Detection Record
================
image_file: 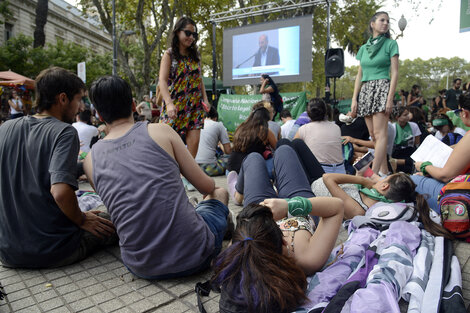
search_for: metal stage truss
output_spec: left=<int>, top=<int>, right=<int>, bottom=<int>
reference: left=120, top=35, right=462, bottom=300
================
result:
left=208, top=0, right=336, bottom=103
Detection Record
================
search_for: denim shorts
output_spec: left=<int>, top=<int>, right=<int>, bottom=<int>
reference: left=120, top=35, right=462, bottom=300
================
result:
left=129, top=199, right=229, bottom=280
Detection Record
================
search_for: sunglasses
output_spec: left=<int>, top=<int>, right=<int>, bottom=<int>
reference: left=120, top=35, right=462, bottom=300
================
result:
left=183, top=30, right=198, bottom=40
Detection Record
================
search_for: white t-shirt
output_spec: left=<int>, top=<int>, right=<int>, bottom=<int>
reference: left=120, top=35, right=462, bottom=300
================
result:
left=297, top=121, right=343, bottom=164
left=390, top=121, right=422, bottom=149
left=281, top=119, right=296, bottom=139
left=195, top=119, right=230, bottom=164
left=72, top=121, right=99, bottom=153
left=434, top=127, right=467, bottom=140
left=10, top=99, right=23, bottom=114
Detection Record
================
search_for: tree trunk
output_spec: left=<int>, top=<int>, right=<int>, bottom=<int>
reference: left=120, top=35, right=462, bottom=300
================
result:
left=33, top=0, right=48, bottom=48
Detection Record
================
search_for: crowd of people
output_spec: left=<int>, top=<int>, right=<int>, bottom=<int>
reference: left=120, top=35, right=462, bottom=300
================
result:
left=0, top=12, right=470, bottom=313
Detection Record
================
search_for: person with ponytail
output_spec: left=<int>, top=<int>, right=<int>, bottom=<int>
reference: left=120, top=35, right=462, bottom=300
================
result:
left=213, top=145, right=343, bottom=313
left=317, top=172, right=452, bottom=239
left=349, top=11, right=399, bottom=175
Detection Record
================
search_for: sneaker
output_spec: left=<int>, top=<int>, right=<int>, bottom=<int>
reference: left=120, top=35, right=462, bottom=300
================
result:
left=227, top=171, right=241, bottom=206
left=339, top=113, right=356, bottom=125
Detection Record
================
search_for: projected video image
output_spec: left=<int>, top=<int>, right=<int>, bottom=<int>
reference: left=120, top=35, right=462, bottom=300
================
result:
left=223, top=15, right=312, bottom=86
left=232, top=26, right=300, bottom=79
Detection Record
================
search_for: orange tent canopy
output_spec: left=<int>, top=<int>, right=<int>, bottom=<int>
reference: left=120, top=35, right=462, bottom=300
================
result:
left=0, top=70, right=35, bottom=90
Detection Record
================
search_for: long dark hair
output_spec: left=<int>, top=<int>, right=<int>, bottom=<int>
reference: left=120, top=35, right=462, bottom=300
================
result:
left=170, top=16, right=200, bottom=62
left=385, top=173, right=453, bottom=239
left=233, top=105, right=270, bottom=152
left=212, top=204, right=308, bottom=313
left=368, top=11, right=391, bottom=38
left=261, top=74, right=278, bottom=94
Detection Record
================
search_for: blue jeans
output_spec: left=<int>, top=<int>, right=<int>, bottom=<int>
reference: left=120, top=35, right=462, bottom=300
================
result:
left=411, top=175, right=445, bottom=214
left=321, top=163, right=346, bottom=174
left=128, top=199, right=229, bottom=280
left=236, top=145, right=319, bottom=225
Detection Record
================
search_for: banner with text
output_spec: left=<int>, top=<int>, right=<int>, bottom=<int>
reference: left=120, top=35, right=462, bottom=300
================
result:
left=218, top=92, right=307, bottom=133
left=461, top=0, right=470, bottom=33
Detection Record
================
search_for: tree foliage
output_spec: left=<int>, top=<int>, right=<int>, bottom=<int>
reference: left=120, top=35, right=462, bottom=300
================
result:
left=0, top=34, right=112, bottom=86
left=331, top=57, right=470, bottom=100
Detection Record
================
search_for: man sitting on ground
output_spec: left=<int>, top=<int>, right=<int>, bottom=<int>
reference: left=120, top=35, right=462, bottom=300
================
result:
left=72, top=109, right=99, bottom=155
left=280, top=109, right=296, bottom=139
left=195, top=106, right=231, bottom=176
left=84, top=76, right=229, bottom=279
left=0, top=67, right=116, bottom=268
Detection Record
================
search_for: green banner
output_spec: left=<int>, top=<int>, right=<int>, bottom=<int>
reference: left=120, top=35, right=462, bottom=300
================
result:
left=461, top=0, right=470, bottom=33
left=218, top=92, right=307, bottom=133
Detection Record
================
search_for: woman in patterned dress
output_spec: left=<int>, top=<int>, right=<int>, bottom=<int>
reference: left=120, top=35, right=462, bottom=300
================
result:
left=159, top=16, right=210, bottom=158
left=349, top=12, right=399, bottom=175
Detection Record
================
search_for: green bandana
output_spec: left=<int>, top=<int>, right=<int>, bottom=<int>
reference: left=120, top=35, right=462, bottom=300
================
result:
left=394, top=122, right=413, bottom=147
left=357, top=185, right=392, bottom=203
left=365, top=35, right=386, bottom=59
left=432, top=118, right=449, bottom=127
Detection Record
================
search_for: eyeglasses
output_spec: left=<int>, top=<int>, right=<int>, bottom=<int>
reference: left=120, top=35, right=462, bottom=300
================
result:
left=183, top=30, right=198, bottom=40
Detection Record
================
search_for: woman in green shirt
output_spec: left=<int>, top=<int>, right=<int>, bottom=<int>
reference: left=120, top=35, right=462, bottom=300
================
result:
left=349, top=11, right=399, bottom=175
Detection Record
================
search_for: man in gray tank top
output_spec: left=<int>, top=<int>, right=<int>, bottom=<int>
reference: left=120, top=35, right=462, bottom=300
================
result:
left=84, top=76, right=229, bottom=279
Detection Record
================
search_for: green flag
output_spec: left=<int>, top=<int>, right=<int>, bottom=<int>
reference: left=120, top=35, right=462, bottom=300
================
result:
left=460, top=0, right=470, bottom=33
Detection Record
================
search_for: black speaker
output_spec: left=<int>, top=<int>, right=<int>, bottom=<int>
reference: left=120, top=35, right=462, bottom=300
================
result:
left=325, top=48, right=344, bottom=78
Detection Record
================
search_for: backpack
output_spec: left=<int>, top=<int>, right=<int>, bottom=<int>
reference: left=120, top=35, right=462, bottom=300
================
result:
left=350, top=201, right=417, bottom=231
left=439, top=175, right=470, bottom=240
left=442, top=132, right=463, bottom=146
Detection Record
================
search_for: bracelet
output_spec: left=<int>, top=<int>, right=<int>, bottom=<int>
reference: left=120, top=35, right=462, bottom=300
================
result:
left=79, top=212, right=87, bottom=226
left=420, top=161, right=433, bottom=176
left=286, top=196, right=312, bottom=217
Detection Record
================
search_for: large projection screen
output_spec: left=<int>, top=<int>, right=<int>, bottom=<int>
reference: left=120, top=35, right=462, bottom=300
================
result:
left=223, top=15, right=313, bottom=86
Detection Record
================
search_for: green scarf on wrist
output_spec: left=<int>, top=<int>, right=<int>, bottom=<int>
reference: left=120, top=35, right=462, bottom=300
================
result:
left=365, top=35, right=386, bottom=59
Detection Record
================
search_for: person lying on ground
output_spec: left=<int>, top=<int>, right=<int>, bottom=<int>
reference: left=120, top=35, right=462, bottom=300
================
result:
left=213, top=145, right=343, bottom=313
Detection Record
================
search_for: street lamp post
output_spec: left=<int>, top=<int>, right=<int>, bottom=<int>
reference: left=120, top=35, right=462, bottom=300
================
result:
left=396, top=15, right=407, bottom=40
left=112, top=0, right=117, bottom=76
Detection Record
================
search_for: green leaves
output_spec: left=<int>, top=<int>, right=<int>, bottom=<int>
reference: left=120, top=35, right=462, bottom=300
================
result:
left=0, top=34, right=112, bottom=87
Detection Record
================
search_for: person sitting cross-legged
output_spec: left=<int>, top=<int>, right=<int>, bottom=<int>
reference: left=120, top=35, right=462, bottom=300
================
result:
left=84, top=76, right=229, bottom=279
left=0, top=67, right=117, bottom=269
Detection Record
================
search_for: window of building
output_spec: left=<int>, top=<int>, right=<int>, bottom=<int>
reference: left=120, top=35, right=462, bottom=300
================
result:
left=4, top=23, right=13, bottom=42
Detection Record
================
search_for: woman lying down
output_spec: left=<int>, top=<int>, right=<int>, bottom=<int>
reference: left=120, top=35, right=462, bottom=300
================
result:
left=213, top=145, right=451, bottom=313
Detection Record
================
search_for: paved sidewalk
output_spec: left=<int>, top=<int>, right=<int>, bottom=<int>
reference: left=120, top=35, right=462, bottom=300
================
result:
left=0, top=176, right=469, bottom=312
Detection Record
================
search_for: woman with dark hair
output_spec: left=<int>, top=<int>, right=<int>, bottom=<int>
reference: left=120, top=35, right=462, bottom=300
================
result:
left=214, top=145, right=343, bottom=313
left=259, top=74, right=283, bottom=120
left=295, top=98, right=344, bottom=173
left=407, top=84, right=422, bottom=107
left=226, top=104, right=277, bottom=174
left=349, top=11, right=399, bottom=175
left=159, top=16, right=209, bottom=158
left=431, top=112, right=466, bottom=144
left=8, top=90, right=24, bottom=119
left=315, top=172, right=452, bottom=239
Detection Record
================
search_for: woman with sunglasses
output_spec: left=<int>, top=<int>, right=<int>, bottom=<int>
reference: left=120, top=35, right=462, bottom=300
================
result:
left=413, top=93, right=470, bottom=213
left=159, top=16, right=209, bottom=158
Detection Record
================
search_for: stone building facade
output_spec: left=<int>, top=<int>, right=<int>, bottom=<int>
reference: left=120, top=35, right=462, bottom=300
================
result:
left=0, top=0, right=111, bottom=53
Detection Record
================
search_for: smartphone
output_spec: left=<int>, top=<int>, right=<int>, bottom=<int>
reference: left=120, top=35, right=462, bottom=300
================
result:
left=353, top=151, right=374, bottom=172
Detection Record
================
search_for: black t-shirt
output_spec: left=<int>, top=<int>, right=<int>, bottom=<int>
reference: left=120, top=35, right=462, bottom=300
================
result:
left=446, top=89, right=462, bottom=110
left=340, top=117, right=370, bottom=141
left=0, top=116, right=81, bottom=267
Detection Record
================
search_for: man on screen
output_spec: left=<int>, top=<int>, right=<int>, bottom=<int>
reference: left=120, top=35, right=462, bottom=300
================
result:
left=253, top=34, right=280, bottom=67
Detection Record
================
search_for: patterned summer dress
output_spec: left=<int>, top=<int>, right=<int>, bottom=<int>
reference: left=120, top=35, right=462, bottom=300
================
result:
left=160, top=51, right=205, bottom=137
